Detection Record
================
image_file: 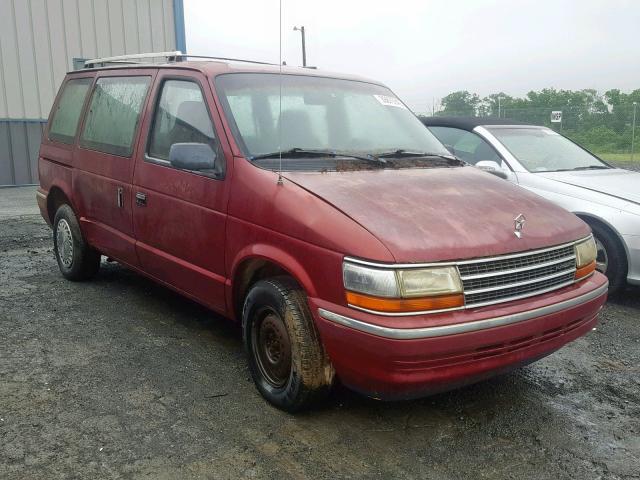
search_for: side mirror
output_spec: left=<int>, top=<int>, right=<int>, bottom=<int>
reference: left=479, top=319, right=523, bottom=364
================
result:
left=169, top=143, right=217, bottom=171
left=475, top=160, right=508, bottom=180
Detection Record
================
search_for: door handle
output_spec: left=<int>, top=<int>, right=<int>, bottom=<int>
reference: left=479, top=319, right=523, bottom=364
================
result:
left=135, top=192, right=147, bottom=206
left=116, top=187, right=124, bottom=208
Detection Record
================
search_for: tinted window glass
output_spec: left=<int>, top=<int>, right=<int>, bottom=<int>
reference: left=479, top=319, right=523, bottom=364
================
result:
left=148, top=80, right=216, bottom=161
left=48, top=78, right=92, bottom=144
left=80, top=76, right=150, bottom=156
left=428, top=126, right=501, bottom=165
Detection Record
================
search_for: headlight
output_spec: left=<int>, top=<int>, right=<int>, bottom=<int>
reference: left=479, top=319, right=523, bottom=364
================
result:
left=397, top=267, right=462, bottom=297
left=343, top=261, right=463, bottom=313
left=574, top=236, right=597, bottom=280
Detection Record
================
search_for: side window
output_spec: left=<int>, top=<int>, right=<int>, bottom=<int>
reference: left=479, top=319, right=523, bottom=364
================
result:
left=148, top=79, right=217, bottom=162
left=48, top=78, right=92, bottom=144
left=429, top=126, right=501, bottom=165
left=80, top=76, right=151, bottom=157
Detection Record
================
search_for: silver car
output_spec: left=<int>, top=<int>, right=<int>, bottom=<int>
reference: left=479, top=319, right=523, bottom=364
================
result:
left=423, top=117, right=640, bottom=294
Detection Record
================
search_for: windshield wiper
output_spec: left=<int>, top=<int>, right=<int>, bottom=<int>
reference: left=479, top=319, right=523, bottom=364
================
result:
left=374, top=149, right=464, bottom=164
left=250, top=148, right=385, bottom=164
left=571, top=165, right=610, bottom=171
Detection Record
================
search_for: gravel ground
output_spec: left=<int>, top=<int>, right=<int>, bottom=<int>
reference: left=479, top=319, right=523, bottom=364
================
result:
left=1, top=190, right=639, bottom=480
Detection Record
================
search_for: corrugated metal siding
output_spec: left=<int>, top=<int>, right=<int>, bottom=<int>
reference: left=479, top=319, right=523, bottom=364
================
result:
left=0, top=121, right=45, bottom=186
left=0, top=0, right=179, bottom=185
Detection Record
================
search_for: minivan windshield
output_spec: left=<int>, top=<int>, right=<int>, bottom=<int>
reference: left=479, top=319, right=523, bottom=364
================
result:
left=215, top=73, right=452, bottom=170
left=486, top=126, right=610, bottom=172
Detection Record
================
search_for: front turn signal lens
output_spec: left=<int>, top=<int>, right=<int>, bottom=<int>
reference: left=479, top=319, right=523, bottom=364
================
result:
left=345, top=291, right=464, bottom=313
left=575, top=260, right=596, bottom=280
left=343, top=262, right=399, bottom=298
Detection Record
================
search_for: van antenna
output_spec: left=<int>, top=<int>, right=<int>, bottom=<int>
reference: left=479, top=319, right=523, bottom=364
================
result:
left=277, top=0, right=284, bottom=185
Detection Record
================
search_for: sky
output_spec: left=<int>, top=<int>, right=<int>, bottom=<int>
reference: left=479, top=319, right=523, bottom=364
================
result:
left=184, top=0, right=640, bottom=112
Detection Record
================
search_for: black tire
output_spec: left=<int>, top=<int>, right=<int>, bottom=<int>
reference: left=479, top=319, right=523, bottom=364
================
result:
left=53, top=204, right=101, bottom=281
left=242, top=277, right=334, bottom=412
left=589, top=222, right=627, bottom=295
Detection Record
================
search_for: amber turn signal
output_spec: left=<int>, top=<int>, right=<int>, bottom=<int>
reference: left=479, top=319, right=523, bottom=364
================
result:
left=575, top=260, right=596, bottom=280
left=346, top=291, right=464, bottom=313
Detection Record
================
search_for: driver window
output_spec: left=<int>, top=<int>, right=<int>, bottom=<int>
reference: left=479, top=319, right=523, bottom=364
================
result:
left=148, top=79, right=217, bottom=162
left=428, top=126, right=501, bottom=165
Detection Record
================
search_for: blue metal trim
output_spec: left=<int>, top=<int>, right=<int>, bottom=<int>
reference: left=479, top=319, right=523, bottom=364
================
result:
left=0, top=118, right=46, bottom=124
left=173, top=0, right=186, bottom=53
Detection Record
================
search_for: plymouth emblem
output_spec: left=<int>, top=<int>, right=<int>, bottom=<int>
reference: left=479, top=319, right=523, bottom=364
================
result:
left=514, top=214, right=526, bottom=238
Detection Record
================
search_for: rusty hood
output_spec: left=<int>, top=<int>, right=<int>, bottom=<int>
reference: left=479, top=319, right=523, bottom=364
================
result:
left=283, top=166, right=590, bottom=263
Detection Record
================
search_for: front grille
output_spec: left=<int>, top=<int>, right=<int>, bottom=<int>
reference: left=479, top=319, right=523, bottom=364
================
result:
left=459, top=244, right=577, bottom=308
left=458, top=245, right=575, bottom=277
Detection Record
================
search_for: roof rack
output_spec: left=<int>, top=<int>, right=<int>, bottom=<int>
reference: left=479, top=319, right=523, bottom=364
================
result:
left=83, top=51, right=278, bottom=68
left=181, top=54, right=277, bottom=66
left=84, top=51, right=183, bottom=68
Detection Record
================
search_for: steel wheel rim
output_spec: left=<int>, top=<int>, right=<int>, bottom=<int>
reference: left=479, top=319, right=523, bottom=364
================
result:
left=252, top=309, right=292, bottom=388
left=595, top=236, right=608, bottom=273
left=56, top=219, right=74, bottom=268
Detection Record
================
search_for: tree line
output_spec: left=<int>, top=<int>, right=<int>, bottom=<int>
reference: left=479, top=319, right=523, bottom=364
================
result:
left=427, top=88, right=639, bottom=154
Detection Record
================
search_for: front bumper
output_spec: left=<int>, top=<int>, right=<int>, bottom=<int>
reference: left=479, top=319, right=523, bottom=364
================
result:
left=310, top=273, right=608, bottom=400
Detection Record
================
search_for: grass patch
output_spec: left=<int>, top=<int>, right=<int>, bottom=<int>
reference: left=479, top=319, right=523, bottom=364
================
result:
left=596, top=153, right=638, bottom=163
left=595, top=153, right=640, bottom=171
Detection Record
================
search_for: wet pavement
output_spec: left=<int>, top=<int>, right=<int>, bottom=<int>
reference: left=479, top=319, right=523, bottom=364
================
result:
left=0, top=188, right=638, bottom=479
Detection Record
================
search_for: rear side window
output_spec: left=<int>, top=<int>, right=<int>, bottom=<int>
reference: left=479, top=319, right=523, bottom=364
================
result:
left=48, top=78, right=92, bottom=144
left=148, top=79, right=216, bottom=161
left=80, top=76, right=151, bottom=157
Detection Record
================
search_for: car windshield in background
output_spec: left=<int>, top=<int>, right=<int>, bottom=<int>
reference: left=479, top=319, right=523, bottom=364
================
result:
left=215, top=73, right=452, bottom=170
left=487, top=127, right=610, bottom=172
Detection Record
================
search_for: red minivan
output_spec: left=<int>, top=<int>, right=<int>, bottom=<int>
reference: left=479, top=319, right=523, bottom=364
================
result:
left=37, top=54, right=608, bottom=411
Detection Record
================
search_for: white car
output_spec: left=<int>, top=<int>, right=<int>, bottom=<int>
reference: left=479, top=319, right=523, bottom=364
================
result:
left=423, top=117, right=640, bottom=294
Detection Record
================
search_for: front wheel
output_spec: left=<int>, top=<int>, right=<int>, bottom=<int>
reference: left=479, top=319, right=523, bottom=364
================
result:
left=590, top=222, right=627, bottom=295
left=53, top=204, right=101, bottom=281
left=242, top=277, right=334, bottom=412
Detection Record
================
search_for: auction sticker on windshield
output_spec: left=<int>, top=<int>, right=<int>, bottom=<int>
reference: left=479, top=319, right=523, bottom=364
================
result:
left=374, top=94, right=408, bottom=109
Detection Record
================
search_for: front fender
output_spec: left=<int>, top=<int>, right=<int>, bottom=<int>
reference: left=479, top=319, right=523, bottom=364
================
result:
left=229, top=243, right=318, bottom=298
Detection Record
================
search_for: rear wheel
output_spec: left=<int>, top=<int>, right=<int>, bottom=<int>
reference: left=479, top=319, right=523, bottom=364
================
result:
left=53, top=204, right=101, bottom=281
left=243, top=277, right=334, bottom=412
left=589, top=222, right=626, bottom=295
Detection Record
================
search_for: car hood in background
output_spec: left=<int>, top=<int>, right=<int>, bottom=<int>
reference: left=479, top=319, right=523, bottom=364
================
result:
left=284, top=166, right=589, bottom=263
left=536, top=168, right=640, bottom=205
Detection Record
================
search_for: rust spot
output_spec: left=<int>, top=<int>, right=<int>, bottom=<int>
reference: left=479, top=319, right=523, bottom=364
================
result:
left=334, top=158, right=458, bottom=172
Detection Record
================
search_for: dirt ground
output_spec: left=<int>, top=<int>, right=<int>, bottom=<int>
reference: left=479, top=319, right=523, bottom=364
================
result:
left=1, top=188, right=638, bottom=480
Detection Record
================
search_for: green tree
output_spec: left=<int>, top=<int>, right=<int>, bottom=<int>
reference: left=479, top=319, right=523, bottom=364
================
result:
left=439, top=91, right=480, bottom=116
left=483, top=93, right=515, bottom=117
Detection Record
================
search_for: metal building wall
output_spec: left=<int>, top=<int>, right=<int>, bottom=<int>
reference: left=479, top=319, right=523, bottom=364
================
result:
left=0, top=0, right=185, bottom=186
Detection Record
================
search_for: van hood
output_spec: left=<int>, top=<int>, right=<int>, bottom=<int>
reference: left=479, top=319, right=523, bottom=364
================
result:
left=284, top=166, right=589, bottom=263
left=536, top=168, right=640, bottom=205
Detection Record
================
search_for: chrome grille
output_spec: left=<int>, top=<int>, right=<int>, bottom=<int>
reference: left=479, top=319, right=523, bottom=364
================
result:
left=458, top=245, right=575, bottom=277
left=459, top=244, right=577, bottom=308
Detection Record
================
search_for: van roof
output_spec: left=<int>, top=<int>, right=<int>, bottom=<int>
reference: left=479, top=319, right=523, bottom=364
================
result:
left=69, top=58, right=382, bottom=86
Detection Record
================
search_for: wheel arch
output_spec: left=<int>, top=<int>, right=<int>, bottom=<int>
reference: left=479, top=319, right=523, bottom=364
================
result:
left=229, top=244, right=318, bottom=321
left=46, top=184, right=75, bottom=225
left=574, top=211, right=629, bottom=269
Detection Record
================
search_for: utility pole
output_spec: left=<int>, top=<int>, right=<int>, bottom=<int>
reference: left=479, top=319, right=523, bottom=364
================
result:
left=293, top=26, right=306, bottom=67
left=497, top=95, right=502, bottom=118
left=632, top=102, right=637, bottom=162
